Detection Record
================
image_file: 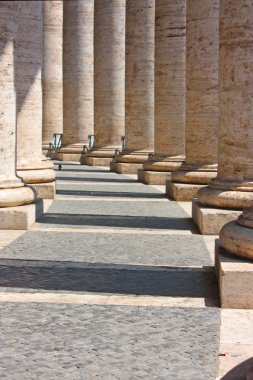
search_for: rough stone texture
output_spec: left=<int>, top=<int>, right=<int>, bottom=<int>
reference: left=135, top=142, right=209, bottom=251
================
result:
left=141, top=171, right=172, bottom=185
left=84, top=0, right=125, bottom=164
left=29, top=182, right=56, bottom=200
left=192, top=200, right=241, bottom=235
left=198, top=0, right=253, bottom=209
left=219, top=206, right=253, bottom=260
left=142, top=0, right=186, bottom=175
left=0, top=231, right=213, bottom=267
left=170, top=0, right=219, bottom=199
left=0, top=200, right=45, bottom=230
left=166, top=182, right=204, bottom=201
left=113, top=162, right=143, bottom=175
left=42, top=0, right=63, bottom=155
left=215, top=241, right=253, bottom=309
left=0, top=1, right=34, bottom=208
left=0, top=303, right=220, bottom=379
left=113, top=0, right=154, bottom=172
left=15, top=1, right=55, bottom=186
left=57, top=0, right=94, bottom=162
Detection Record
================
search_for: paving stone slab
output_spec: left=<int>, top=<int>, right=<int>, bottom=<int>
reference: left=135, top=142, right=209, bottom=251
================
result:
left=0, top=303, right=220, bottom=379
left=0, top=231, right=212, bottom=266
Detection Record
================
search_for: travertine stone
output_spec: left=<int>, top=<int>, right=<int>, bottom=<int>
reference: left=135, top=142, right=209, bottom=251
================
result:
left=220, top=207, right=253, bottom=260
left=57, top=0, right=94, bottom=162
left=0, top=201, right=45, bottom=230
left=168, top=0, right=219, bottom=198
left=16, top=1, right=55, bottom=191
left=167, top=182, right=203, bottom=201
left=141, top=171, right=172, bottom=186
left=192, top=200, right=241, bottom=235
left=0, top=1, right=34, bottom=209
left=84, top=0, right=125, bottom=166
left=215, top=240, right=253, bottom=308
left=42, top=0, right=63, bottom=156
left=113, top=0, right=155, bottom=174
left=142, top=0, right=186, bottom=183
left=29, top=182, right=56, bottom=200
left=198, top=0, right=253, bottom=209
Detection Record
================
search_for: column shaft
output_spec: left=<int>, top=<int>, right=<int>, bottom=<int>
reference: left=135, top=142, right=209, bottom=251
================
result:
left=16, top=1, right=55, bottom=199
left=113, top=0, right=155, bottom=174
left=84, top=0, right=125, bottom=166
left=167, top=0, right=219, bottom=200
left=42, top=0, right=63, bottom=156
left=198, top=0, right=253, bottom=209
left=58, top=0, right=94, bottom=162
left=140, top=0, right=186, bottom=184
left=0, top=1, right=34, bottom=207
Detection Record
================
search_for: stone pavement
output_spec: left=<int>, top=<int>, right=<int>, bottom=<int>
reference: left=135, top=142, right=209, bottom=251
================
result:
left=0, top=162, right=223, bottom=379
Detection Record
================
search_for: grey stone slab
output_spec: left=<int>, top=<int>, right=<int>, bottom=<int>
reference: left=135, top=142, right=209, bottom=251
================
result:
left=56, top=182, right=163, bottom=194
left=0, top=231, right=212, bottom=266
left=0, top=303, right=220, bottom=379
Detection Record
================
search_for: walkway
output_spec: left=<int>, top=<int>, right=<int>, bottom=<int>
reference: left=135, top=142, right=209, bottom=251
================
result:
left=0, top=163, right=221, bottom=379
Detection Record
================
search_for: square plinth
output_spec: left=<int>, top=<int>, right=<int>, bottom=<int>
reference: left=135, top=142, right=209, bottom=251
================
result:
left=166, top=181, right=204, bottom=201
left=192, top=200, right=241, bottom=235
left=28, top=181, right=56, bottom=200
left=83, top=157, right=113, bottom=166
left=0, top=199, right=48, bottom=230
left=141, top=171, right=172, bottom=185
left=113, top=163, right=143, bottom=175
left=56, top=153, right=84, bottom=162
left=215, top=240, right=253, bottom=309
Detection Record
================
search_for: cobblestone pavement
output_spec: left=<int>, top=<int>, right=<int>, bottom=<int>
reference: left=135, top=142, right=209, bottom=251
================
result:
left=0, top=163, right=220, bottom=379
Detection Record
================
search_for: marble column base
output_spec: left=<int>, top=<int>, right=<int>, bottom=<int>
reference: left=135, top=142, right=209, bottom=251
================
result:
left=17, top=160, right=56, bottom=184
left=139, top=170, right=171, bottom=185
left=166, top=181, right=205, bottom=201
left=0, top=186, right=34, bottom=208
left=28, top=181, right=56, bottom=200
left=0, top=199, right=51, bottom=230
left=111, top=151, right=152, bottom=174
left=139, top=156, right=184, bottom=184
left=215, top=240, right=253, bottom=309
left=56, top=144, right=87, bottom=162
left=83, top=147, right=119, bottom=167
left=192, top=200, right=241, bottom=235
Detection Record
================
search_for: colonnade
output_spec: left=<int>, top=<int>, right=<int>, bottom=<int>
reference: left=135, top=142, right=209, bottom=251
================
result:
left=0, top=0, right=252, bottom=306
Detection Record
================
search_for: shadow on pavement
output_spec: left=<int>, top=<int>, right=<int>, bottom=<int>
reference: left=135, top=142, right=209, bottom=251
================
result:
left=0, top=260, right=219, bottom=300
left=38, top=213, right=194, bottom=230
left=56, top=189, right=165, bottom=198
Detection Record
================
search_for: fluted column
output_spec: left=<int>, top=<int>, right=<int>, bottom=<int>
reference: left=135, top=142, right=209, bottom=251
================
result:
left=57, top=0, right=94, bottom=162
left=84, top=0, right=125, bottom=166
left=167, top=0, right=219, bottom=200
left=140, top=0, right=186, bottom=184
left=112, top=0, right=154, bottom=174
left=0, top=1, right=34, bottom=208
left=42, top=0, right=63, bottom=156
left=16, top=1, right=55, bottom=199
left=197, top=0, right=253, bottom=210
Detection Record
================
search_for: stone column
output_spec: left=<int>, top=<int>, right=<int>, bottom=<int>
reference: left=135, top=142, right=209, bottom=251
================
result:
left=167, top=0, right=219, bottom=200
left=42, top=0, right=63, bottom=157
left=111, top=0, right=154, bottom=175
left=57, top=0, right=94, bottom=162
left=16, top=1, right=55, bottom=199
left=140, top=0, right=186, bottom=185
left=193, top=0, right=253, bottom=235
left=0, top=1, right=35, bottom=229
left=84, top=0, right=125, bottom=166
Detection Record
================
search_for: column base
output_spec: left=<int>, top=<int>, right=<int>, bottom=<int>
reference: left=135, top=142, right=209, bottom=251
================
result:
left=166, top=181, right=205, bottom=201
left=140, top=170, right=172, bottom=185
left=192, top=200, right=241, bottom=235
left=215, top=240, right=253, bottom=309
left=112, top=162, right=143, bottom=174
left=83, top=156, right=113, bottom=166
left=0, top=199, right=51, bottom=230
left=28, top=181, right=56, bottom=199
